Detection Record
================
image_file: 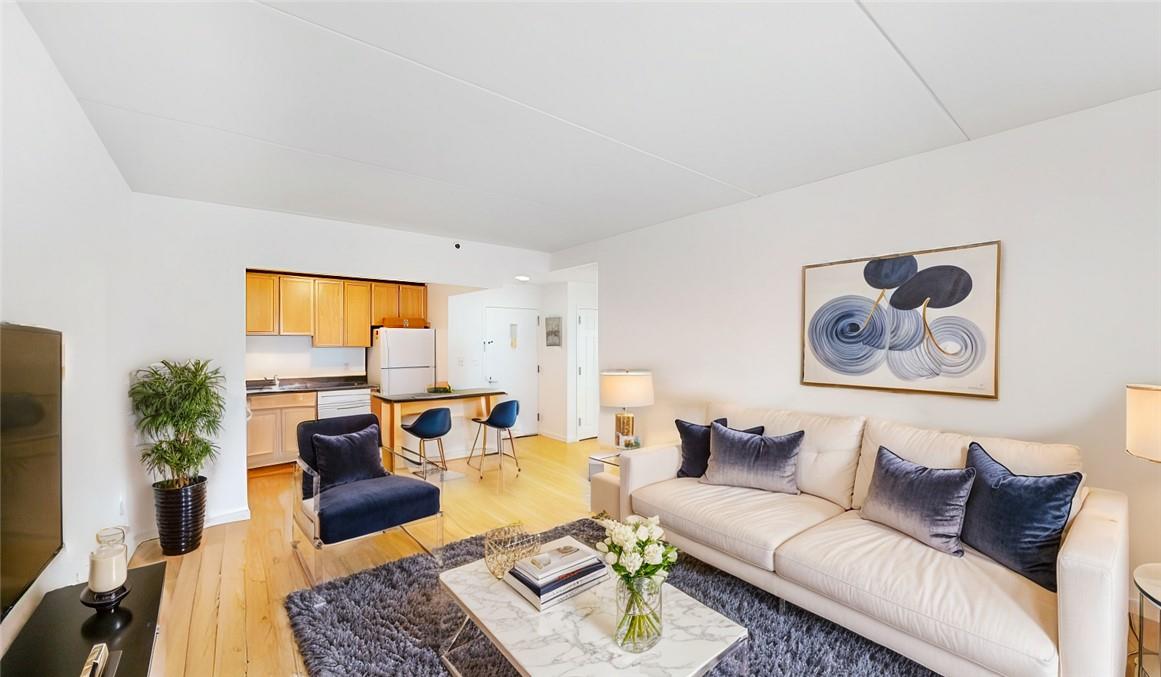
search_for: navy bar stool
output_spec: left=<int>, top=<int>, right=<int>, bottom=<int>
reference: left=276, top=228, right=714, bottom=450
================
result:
left=467, top=399, right=521, bottom=478
left=401, top=407, right=452, bottom=474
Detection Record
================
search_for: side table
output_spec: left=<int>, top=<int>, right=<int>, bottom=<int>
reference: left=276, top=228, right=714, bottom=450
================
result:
left=1136, top=563, right=1161, bottom=677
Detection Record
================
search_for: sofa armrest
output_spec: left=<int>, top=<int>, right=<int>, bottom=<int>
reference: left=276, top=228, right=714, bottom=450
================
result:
left=619, top=444, right=681, bottom=519
left=1057, top=488, right=1129, bottom=677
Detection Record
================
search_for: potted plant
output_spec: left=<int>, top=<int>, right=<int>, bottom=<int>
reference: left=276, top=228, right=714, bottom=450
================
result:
left=129, top=359, right=225, bottom=556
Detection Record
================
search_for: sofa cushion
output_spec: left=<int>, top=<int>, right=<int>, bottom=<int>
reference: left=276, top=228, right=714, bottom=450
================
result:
left=312, top=424, right=387, bottom=492
left=631, top=477, right=842, bottom=571
left=701, top=423, right=802, bottom=494
left=860, top=447, right=976, bottom=556
left=776, top=511, right=1059, bottom=677
left=962, top=442, right=1083, bottom=591
left=675, top=418, right=763, bottom=478
left=853, top=418, right=1084, bottom=511
left=708, top=404, right=866, bottom=508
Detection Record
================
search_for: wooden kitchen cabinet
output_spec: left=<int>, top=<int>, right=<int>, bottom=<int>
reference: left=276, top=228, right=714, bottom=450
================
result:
left=245, top=272, right=279, bottom=335
left=279, top=275, right=315, bottom=335
left=399, top=284, right=426, bottom=323
left=247, top=392, right=317, bottom=468
left=343, top=280, right=372, bottom=347
left=245, top=407, right=280, bottom=467
left=371, top=282, right=400, bottom=326
left=313, top=278, right=344, bottom=347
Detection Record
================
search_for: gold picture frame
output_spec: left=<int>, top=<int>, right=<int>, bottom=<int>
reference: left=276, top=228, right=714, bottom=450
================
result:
left=800, top=240, right=1001, bottom=399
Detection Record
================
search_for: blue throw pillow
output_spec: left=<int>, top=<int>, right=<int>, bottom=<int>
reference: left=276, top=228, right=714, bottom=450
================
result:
left=312, top=424, right=387, bottom=491
left=675, top=418, right=764, bottom=478
left=860, top=447, right=976, bottom=557
left=961, top=442, right=1082, bottom=591
left=700, top=422, right=803, bottom=494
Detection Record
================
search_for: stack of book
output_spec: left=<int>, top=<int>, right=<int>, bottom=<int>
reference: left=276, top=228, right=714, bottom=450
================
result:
left=504, top=537, right=608, bottom=611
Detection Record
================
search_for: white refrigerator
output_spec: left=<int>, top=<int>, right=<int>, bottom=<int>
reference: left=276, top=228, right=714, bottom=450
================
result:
left=367, top=328, right=436, bottom=396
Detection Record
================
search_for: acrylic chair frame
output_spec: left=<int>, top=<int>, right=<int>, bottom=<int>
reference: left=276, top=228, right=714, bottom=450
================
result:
left=290, top=450, right=445, bottom=586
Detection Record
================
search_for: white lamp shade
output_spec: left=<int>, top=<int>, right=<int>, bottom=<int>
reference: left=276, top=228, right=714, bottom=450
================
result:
left=1127, top=384, right=1161, bottom=462
left=600, top=370, right=654, bottom=408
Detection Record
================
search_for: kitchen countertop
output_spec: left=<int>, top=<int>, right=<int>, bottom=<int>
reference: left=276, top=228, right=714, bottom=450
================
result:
left=245, top=376, right=371, bottom=395
left=373, top=388, right=505, bottom=403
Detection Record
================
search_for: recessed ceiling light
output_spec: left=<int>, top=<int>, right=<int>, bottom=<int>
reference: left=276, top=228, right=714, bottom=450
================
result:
left=514, top=275, right=531, bottom=282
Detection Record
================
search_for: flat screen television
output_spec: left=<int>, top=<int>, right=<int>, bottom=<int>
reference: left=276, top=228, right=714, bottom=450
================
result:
left=0, top=324, right=64, bottom=618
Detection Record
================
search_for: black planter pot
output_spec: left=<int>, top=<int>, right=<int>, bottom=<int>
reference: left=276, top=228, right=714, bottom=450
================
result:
left=153, top=476, right=208, bottom=556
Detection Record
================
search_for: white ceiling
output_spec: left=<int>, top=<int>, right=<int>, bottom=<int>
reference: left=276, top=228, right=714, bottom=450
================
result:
left=20, top=1, right=1161, bottom=252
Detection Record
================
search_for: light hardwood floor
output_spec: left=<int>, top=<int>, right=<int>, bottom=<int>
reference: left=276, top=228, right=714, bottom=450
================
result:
left=130, top=435, right=601, bottom=677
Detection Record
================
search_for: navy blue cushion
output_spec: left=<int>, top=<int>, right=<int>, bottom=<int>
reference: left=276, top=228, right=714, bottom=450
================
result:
left=313, top=424, right=387, bottom=492
left=701, top=422, right=803, bottom=494
left=961, top=442, right=1082, bottom=591
left=675, top=418, right=764, bottom=478
left=298, top=414, right=381, bottom=499
left=317, top=474, right=440, bottom=545
left=860, top=447, right=976, bottom=557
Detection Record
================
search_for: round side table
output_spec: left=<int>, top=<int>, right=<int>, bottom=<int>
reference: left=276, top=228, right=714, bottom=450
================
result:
left=1135, top=563, right=1161, bottom=677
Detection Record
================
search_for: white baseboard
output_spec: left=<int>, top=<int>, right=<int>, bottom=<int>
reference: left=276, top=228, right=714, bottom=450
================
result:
left=538, top=430, right=567, bottom=442
left=134, top=507, right=251, bottom=545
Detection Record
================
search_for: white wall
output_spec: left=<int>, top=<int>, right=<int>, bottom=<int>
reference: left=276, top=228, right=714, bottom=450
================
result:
left=244, top=336, right=365, bottom=380
left=0, top=6, right=135, bottom=648
left=538, top=283, right=570, bottom=440
left=554, top=92, right=1161, bottom=573
left=445, top=285, right=542, bottom=389
left=2, top=5, right=550, bottom=647
left=427, top=283, right=481, bottom=384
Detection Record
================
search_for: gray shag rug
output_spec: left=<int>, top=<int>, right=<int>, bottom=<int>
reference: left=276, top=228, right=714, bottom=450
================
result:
left=285, top=519, right=937, bottom=676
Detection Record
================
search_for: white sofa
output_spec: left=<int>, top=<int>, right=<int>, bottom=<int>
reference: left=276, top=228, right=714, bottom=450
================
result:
left=618, top=404, right=1129, bottom=677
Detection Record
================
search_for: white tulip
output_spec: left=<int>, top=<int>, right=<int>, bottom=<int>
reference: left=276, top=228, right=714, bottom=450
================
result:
left=595, top=541, right=608, bottom=553
left=605, top=552, right=618, bottom=565
left=625, top=515, right=643, bottom=525
left=643, top=543, right=664, bottom=565
left=619, top=551, right=644, bottom=575
left=636, top=525, right=651, bottom=542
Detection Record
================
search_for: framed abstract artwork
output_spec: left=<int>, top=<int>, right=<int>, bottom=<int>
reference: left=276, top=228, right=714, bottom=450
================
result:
left=801, top=241, right=1000, bottom=398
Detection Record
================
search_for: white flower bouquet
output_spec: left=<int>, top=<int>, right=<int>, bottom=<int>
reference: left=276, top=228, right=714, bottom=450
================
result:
left=597, top=515, right=678, bottom=651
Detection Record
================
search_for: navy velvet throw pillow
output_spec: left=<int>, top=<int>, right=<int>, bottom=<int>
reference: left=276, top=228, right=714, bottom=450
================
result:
left=860, top=447, right=976, bottom=557
left=961, top=442, right=1082, bottom=591
left=700, top=422, right=803, bottom=494
left=675, top=418, right=763, bottom=478
left=313, top=424, right=387, bottom=491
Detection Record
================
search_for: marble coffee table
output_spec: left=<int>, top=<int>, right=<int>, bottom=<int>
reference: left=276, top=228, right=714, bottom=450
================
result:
left=438, top=538, right=748, bottom=677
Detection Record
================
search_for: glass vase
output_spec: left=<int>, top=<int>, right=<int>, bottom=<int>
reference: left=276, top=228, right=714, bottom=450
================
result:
left=615, top=576, right=663, bottom=652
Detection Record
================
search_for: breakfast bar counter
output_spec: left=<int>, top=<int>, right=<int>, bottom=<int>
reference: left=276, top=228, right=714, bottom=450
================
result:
left=374, top=389, right=506, bottom=471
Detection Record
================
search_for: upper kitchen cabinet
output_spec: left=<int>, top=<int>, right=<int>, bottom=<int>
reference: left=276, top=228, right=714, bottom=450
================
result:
left=399, top=284, right=427, bottom=325
left=279, top=275, right=315, bottom=335
left=343, top=281, right=372, bottom=347
left=313, top=278, right=345, bottom=347
left=245, top=272, right=279, bottom=335
left=372, top=282, right=400, bottom=325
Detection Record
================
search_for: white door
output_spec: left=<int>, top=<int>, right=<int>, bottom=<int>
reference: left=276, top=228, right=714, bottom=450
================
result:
left=484, top=307, right=539, bottom=437
left=576, top=308, right=599, bottom=439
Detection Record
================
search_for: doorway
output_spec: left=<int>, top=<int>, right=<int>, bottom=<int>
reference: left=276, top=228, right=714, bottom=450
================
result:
left=576, top=308, right=599, bottom=439
left=483, top=307, right=539, bottom=437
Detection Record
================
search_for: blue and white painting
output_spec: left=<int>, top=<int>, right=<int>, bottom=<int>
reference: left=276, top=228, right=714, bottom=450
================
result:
left=802, top=241, right=999, bottom=398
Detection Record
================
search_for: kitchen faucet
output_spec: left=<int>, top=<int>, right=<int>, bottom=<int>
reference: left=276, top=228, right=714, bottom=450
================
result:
left=269, top=374, right=280, bottom=387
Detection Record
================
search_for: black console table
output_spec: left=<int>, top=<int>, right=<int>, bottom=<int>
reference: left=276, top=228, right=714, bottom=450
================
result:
left=2, top=563, right=165, bottom=677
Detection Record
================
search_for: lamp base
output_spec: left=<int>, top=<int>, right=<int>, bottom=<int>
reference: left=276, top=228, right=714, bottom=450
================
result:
left=614, top=411, right=640, bottom=449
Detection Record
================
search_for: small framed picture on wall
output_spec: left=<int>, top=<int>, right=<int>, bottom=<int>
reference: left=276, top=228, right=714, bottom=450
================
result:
left=545, top=316, right=562, bottom=347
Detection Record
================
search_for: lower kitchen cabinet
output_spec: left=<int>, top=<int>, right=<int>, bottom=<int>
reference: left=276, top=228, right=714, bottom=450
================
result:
left=246, top=391, right=317, bottom=468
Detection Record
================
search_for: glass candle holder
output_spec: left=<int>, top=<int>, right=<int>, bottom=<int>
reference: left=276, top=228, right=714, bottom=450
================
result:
left=89, top=527, right=128, bottom=594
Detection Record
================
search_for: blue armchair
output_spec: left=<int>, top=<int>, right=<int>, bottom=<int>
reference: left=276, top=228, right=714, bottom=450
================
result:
left=291, top=414, right=443, bottom=584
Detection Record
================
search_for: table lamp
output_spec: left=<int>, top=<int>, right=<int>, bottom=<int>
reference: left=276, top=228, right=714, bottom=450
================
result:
left=600, top=370, right=654, bottom=449
left=1126, top=384, right=1161, bottom=677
